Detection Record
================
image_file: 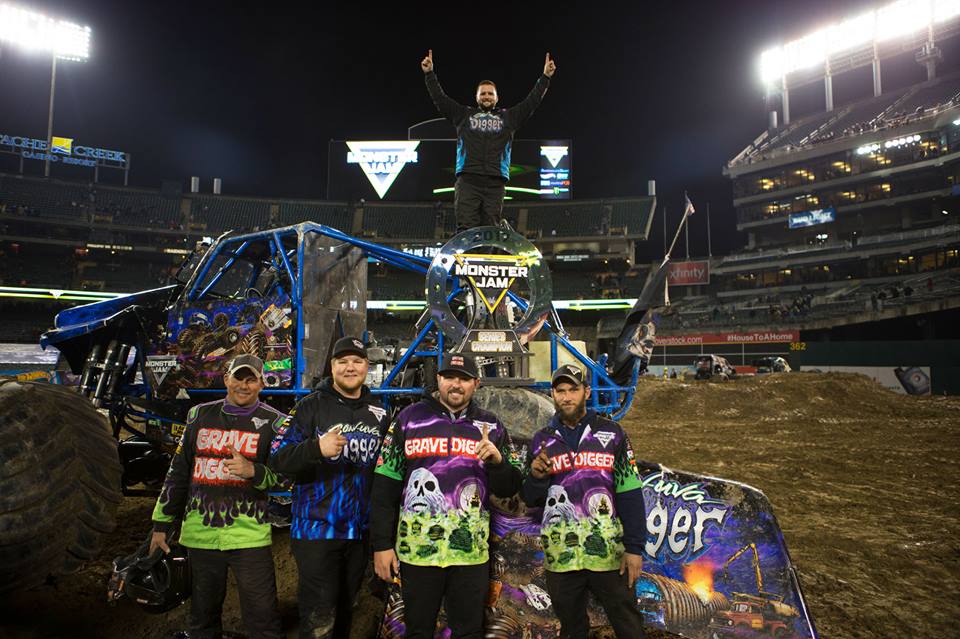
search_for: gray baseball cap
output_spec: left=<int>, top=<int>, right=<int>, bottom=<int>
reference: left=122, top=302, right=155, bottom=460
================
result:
left=226, top=353, right=264, bottom=379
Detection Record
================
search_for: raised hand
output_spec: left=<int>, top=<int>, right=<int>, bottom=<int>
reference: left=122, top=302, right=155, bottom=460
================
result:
left=319, top=425, right=348, bottom=458
left=421, top=49, right=434, bottom=73
left=476, top=423, right=503, bottom=465
left=530, top=447, right=552, bottom=479
left=543, top=52, right=556, bottom=77
left=224, top=445, right=255, bottom=479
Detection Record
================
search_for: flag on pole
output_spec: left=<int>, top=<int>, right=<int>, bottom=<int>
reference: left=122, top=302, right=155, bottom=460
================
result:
left=684, top=192, right=696, bottom=217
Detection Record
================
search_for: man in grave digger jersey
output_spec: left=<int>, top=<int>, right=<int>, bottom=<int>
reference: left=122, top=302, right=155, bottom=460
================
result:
left=522, top=364, right=647, bottom=639
left=371, top=353, right=523, bottom=639
left=150, top=354, right=286, bottom=639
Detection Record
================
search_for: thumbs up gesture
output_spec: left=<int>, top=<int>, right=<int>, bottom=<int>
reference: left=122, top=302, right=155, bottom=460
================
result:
left=319, top=425, right=348, bottom=458
left=421, top=49, right=434, bottom=73
left=224, top=445, right=255, bottom=479
left=543, top=52, right=556, bottom=77
left=476, top=423, right=502, bottom=465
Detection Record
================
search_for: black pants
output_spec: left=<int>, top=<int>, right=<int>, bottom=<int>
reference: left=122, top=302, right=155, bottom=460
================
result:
left=454, top=176, right=505, bottom=231
left=187, top=546, right=282, bottom=639
left=400, top=561, right=488, bottom=639
left=544, top=569, right=646, bottom=639
left=291, top=537, right=367, bottom=639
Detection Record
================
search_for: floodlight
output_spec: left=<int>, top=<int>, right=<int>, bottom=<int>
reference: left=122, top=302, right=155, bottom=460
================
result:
left=934, top=0, right=960, bottom=22
left=826, top=13, right=876, bottom=54
left=876, top=0, right=929, bottom=42
left=0, top=2, right=91, bottom=60
left=758, top=0, right=960, bottom=83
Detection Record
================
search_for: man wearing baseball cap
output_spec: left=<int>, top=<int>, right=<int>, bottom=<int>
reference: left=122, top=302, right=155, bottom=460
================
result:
left=269, top=336, right=388, bottom=639
left=522, top=364, right=647, bottom=638
left=150, top=353, right=286, bottom=639
left=370, top=352, right=522, bottom=638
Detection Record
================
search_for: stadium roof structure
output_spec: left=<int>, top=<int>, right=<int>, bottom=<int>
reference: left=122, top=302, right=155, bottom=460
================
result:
left=727, top=71, right=960, bottom=174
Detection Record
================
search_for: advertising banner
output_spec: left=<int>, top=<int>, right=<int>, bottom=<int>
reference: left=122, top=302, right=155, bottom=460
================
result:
left=668, top=260, right=710, bottom=286
left=657, top=331, right=800, bottom=346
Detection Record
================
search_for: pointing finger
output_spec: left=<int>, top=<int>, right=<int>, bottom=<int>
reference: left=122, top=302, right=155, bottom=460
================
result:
left=545, top=52, right=550, bottom=62
left=428, top=49, right=433, bottom=59
left=481, top=424, right=489, bottom=440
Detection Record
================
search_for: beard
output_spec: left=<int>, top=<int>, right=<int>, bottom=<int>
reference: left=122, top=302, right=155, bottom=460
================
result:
left=440, top=386, right=471, bottom=411
left=555, top=395, right=587, bottom=422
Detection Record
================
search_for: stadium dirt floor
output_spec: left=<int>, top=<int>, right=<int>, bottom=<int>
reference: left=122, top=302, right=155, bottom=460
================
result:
left=1, top=372, right=957, bottom=639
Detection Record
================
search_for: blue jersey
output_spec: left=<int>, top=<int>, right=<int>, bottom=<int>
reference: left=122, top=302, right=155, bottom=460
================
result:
left=269, top=379, right=388, bottom=540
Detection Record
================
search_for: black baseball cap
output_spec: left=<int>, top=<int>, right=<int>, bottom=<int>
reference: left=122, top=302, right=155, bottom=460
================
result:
left=551, top=364, right=586, bottom=387
left=438, top=353, right=480, bottom=379
left=226, top=353, right=264, bottom=380
left=332, top=336, right=368, bottom=359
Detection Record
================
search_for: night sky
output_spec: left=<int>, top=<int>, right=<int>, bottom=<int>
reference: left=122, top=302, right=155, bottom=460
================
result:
left=2, top=0, right=938, bottom=260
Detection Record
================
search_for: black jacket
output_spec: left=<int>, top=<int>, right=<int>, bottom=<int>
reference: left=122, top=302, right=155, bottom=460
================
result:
left=424, top=70, right=550, bottom=180
left=268, top=379, right=388, bottom=540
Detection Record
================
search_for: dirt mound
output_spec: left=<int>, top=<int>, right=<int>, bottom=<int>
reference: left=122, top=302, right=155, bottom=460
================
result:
left=623, top=373, right=960, bottom=639
left=632, top=372, right=953, bottom=424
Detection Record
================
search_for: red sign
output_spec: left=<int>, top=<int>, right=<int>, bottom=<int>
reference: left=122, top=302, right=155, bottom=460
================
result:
left=668, top=260, right=710, bottom=285
left=656, top=331, right=799, bottom=346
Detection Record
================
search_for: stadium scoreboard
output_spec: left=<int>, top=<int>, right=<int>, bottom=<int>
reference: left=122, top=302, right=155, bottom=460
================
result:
left=328, top=139, right=571, bottom=201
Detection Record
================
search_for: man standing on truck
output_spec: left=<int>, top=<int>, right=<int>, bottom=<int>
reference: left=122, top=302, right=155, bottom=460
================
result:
left=371, top=353, right=523, bottom=638
left=150, top=354, right=286, bottom=639
left=269, top=336, right=388, bottom=639
left=421, top=49, right=556, bottom=230
left=522, top=364, right=647, bottom=639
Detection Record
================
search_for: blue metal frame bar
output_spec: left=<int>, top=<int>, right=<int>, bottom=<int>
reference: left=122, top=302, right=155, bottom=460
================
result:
left=295, top=230, right=306, bottom=388
left=195, top=241, right=251, bottom=300
left=272, top=232, right=298, bottom=304
left=378, top=319, right=435, bottom=391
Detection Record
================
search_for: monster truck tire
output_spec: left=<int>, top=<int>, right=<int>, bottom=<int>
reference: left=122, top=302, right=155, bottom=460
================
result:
left=472, top=387, right=555, bottom=441
left=0, top=379, right=122, bottom=593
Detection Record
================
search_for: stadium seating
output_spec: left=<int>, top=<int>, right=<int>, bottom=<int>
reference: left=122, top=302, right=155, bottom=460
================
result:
left=361, top=203, right=437, bottom=239
left=608, top=198, right=653, bottom=235
left=189, top=195, right=270, bottom=232
left=740, top=73, right=960, bottom=161
left=891, top=78, right=960, bottom=116
left=95, top=186, right=181, bottom=228
left=0, top=175, right=91, bottom=221
left=525, top=201, right=603, bottom=237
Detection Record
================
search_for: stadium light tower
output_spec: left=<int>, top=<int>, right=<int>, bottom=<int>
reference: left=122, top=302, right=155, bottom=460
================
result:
left=758, top=0, right=960, bottom=124
left=0, top=2, right=91, bottom=177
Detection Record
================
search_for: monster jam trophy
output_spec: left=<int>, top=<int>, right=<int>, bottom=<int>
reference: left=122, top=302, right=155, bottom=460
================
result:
left=426, top=225, right=555, bottom=384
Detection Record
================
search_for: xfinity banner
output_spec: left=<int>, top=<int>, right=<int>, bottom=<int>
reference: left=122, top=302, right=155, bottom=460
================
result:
left=0, top=133, right=128, bottom=169
left=789, top=207, right=835, bottom=229
left=667, top=260, right=710, bottom=285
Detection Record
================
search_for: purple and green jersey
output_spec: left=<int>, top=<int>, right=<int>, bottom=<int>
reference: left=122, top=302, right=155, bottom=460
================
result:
left=373, top=397, right=520, bottom=567
left=523, top=410, right=644, bottom=573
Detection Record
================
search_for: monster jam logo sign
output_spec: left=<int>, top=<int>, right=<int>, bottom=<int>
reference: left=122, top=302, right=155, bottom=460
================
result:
left=453, top=254, right=533, bottom=314
left=427, top=226, right=554, bottom=348
left=346, top=141, right=420, bottom=199
left=146, top=355, right=179, bottom=385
